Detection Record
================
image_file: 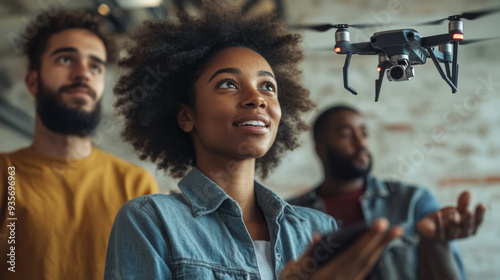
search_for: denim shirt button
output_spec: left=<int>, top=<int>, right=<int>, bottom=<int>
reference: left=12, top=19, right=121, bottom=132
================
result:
left=276, top=253, right=282, bottom=260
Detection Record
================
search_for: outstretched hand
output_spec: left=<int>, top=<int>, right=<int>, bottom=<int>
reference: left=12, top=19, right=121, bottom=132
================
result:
left=417, top=191, right=486, bottom=241
left=280, top=218, right=404, bottom=280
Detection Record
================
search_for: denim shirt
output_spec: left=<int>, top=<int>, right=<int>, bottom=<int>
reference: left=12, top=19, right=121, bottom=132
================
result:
left=104, top=168, right=337, bottom=280
left=287, top=176, right=466, bottom=280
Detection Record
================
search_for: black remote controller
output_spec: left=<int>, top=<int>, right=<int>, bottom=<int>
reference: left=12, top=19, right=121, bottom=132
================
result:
left=312, top=222, right=370, bottom=267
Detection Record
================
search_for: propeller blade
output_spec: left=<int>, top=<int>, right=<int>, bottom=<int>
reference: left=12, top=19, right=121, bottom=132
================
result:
left=347, top=23, right=379, bottom=29
left=460, top=37, right=500, bottom=45
left=288, top=24, right=338, bottom=32
left=415, top=7, right=500, bottom=26
left=459, top=7, right=500, bottom=20
left=417, top=18, right=448, bottom=26
left=289, top=22, right=388, bottom=32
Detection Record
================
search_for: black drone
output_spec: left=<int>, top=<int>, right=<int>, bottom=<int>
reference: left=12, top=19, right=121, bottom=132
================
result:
left=292, top=8, right=500, bottom=101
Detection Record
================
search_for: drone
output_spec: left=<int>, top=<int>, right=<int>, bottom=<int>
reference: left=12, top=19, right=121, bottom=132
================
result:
left=292, top=8, right=500, bottom=102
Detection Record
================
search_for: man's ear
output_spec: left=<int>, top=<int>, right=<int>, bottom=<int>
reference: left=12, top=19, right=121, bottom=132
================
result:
left=177, top=104, right=195, bottom=133
left=25, top=70, right=38, bottom=96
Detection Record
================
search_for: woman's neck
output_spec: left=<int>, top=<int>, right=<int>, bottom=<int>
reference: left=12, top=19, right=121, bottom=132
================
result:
left=196, top=157, right=270, bottom=240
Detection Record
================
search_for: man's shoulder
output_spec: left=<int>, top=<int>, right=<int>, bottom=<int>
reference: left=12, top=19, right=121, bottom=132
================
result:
left=93, top=148, right=150, bottom=174
left=93, top=148, right=158, bottom=192
left=0, top=147, right=30, bottom=166
left=371, top=176, right=427, bottom=193
left=0, top=147, right=30, bottom=157
left=369, top=176, right=436, bottom=207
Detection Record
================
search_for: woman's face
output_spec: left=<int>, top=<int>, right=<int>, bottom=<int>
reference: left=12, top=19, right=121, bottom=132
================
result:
left=180, top=47, right=281, bottom=164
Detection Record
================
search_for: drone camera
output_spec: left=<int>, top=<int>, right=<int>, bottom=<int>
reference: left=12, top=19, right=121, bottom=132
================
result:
left=387, top=65, right=415, bottom=81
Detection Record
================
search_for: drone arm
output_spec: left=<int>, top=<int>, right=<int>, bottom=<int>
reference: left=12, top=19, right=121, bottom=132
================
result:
left=343, top=52, right=358, bottom=95
left=349, top=42, right=380, bottom=55
left=421, top=34, right=453, bottom=47
left=426, top=47, right=458, bottom=92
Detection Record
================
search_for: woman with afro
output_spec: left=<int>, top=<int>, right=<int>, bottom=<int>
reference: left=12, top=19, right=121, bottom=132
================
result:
left=104, top=2, right=402, bottom=279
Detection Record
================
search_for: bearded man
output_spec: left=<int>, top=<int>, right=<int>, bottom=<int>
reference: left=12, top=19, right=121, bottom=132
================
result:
left=0, top=10, right=158, bottom=280
left=288, top=105, right=485, bottom=280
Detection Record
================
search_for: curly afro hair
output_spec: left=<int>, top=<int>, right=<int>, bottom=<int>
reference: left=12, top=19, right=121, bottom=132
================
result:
left=114, top=2, right=314, bottom=179
left=23, top=10, right=118, bottom=71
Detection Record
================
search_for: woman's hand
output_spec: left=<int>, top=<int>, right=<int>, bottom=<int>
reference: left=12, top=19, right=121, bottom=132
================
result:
left=280, top=218, right=404, bottom=280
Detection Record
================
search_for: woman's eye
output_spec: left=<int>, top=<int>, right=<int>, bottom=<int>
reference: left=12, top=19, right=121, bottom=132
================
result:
left=260, top=82, right=276, bottom=92
left=218, top=80, right=237, bottom=89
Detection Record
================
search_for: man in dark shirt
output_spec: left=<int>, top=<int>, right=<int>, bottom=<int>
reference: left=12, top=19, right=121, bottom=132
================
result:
left=288, top=105, right=485, bottom=280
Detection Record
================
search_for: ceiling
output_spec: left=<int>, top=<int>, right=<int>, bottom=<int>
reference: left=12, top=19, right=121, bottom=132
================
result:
left=0, top=0, right=284, bottom=57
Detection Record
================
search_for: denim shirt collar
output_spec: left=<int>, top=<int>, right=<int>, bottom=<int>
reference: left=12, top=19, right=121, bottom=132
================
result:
left=178, top=167, right=295, bottom=220
left=363, top=175, right=391, bottom=198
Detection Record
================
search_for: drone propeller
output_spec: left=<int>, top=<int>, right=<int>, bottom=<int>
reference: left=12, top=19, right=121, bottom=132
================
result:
left=460, top=37, right=500, bottom=45
left=417, top=7, right=500, bottom=25
left=459, top=7, right=500, bottom=20
left=289, top=23, right=380, bottom=32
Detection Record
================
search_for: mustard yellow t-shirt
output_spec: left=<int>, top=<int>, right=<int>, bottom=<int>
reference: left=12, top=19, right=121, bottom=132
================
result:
left=0, top=147, right=158, bottom=280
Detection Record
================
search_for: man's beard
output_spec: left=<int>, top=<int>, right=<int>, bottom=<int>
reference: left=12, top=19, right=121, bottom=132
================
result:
left=326, top=149, right=373, bottom=180
left=36, top=81, right=101, bottom=137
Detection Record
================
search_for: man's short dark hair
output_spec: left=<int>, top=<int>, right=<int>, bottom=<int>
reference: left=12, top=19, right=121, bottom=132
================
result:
left=23, top=10, right=118, bottom=70
left=313, top=105, right=360, bottom=142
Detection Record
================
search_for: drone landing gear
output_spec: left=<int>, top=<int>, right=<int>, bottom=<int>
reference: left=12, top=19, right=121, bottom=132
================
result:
left=342, top=52, right=358, bottom=96
left=375, top=60, right=392, bottom=102
left=452, top=41, right=459, bottom=90
left=375, top=67, right=386, bottom=102
left=375, top=71, right=384, bottom=102
left=343, top=52, right=391, bottom=102
left=426, top=42, right=459, bottom=93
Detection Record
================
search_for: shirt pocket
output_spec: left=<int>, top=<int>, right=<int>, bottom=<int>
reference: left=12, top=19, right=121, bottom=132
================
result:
left=172, top=259, right=260, bottom=280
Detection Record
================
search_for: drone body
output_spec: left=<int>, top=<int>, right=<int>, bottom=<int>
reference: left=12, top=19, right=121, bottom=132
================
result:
left=292, top=8, right=500, bottom=101
left=333, top=22, right=463, bottom=102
